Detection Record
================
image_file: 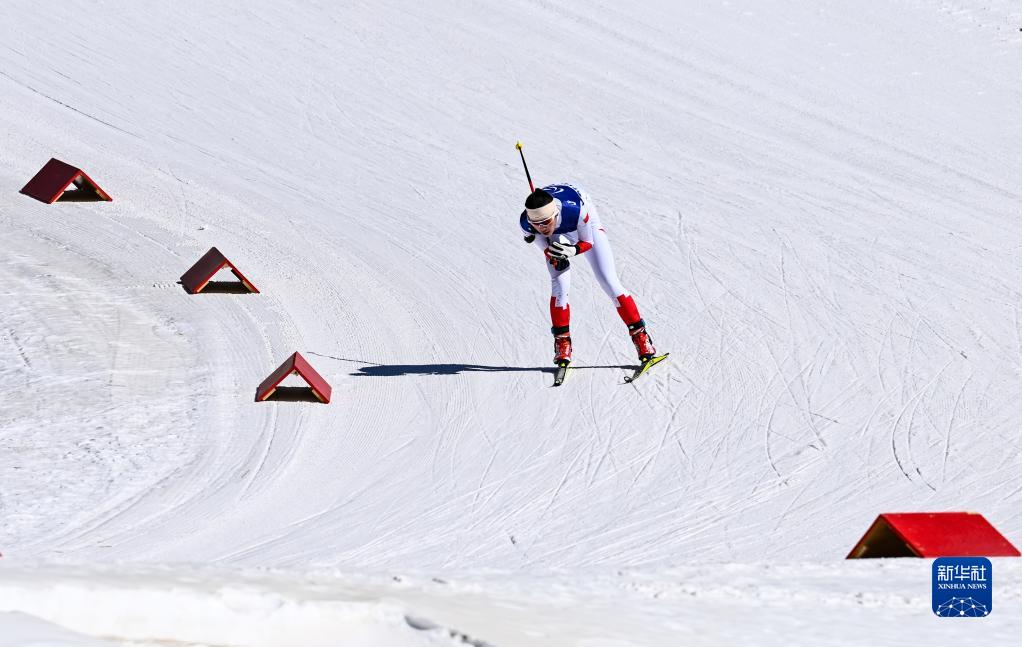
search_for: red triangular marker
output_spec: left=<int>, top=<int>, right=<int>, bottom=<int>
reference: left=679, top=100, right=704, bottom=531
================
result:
left=180, top=247, right=259, bottom=294
left=256, top=352, right=332, bottom=403
left=21, top=158, right=112, bottom=204
left=847, top=512, right=1020, bottom=558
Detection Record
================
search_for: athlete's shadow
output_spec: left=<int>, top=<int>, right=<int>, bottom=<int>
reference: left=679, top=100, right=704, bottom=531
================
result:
left=355, top=363, right=553, bottom=376
left=307, top=353, right=631, bottom=377
left=353, top=363, right=635, bottom=377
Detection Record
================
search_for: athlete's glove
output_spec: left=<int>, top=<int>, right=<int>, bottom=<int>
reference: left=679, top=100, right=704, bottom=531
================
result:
left=547, top=240, right=580, bottom=260
left=544, top=248, right=570, bottom=272
left=524, top=233, right=536, bottom=244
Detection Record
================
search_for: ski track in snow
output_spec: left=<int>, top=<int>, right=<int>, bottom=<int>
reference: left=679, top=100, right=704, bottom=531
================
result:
left=1, top=0, right=1022, bottom=643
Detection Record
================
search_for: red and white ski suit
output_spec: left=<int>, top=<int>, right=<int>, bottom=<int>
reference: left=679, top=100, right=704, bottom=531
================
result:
left=520, top=185, right=643, bottom=331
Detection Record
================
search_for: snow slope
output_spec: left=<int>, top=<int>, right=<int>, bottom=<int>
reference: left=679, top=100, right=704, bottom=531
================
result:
left=1, top=0, right=1021, bottom=644
left=1, top=562, right=1021, bottom=647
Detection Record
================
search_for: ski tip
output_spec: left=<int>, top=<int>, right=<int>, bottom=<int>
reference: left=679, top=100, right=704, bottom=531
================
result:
left=624, top=353, right=669, bottom=384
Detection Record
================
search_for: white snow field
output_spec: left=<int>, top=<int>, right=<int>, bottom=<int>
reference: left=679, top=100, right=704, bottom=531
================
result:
left=1, top=0, right=1021, bottom=644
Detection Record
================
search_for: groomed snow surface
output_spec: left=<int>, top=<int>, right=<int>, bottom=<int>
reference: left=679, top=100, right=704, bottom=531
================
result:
left=2, top=0, right=1021, bottom=644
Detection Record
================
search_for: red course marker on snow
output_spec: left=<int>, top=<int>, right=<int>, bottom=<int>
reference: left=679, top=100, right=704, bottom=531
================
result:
left=20, top=158, right=112, bottom=204
left=179, top=247, right=259, bottom=294
left=847, top=512, right=1020, bottom=558
left=255, top=352, right=332, bottom=404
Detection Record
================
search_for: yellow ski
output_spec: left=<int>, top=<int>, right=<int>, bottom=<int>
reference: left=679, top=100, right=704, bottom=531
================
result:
left=624, top=353, right=669, bottom=384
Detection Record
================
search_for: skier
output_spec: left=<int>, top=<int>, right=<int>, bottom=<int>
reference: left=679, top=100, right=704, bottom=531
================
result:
left=520, top=184, right=656, bottom=366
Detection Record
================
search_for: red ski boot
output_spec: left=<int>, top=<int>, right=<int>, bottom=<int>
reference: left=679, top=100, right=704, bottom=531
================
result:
left=553, top=331, right=572, bottom=365
left=628, top=320, right=656, bottom=361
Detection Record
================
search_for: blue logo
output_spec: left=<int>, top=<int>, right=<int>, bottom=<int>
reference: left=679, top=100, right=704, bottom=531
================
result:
left=932, top=557, right=992, bottom=617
